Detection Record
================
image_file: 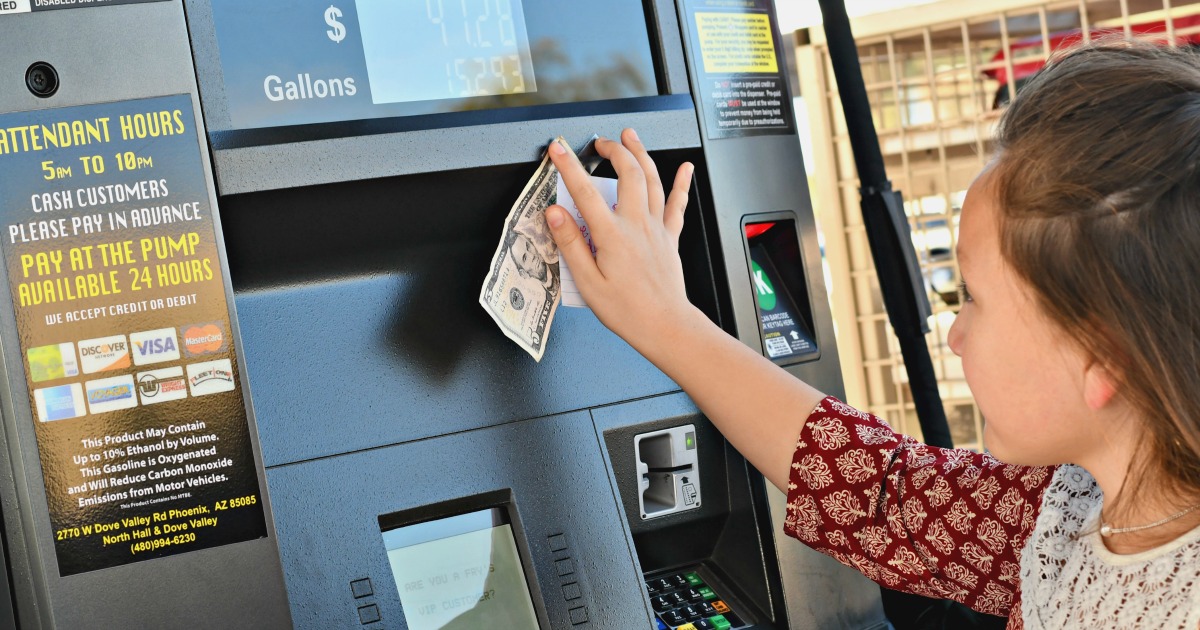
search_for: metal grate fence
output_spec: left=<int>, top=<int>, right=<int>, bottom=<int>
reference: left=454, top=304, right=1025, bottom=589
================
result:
left=794, top=0, right=1200, bottom=449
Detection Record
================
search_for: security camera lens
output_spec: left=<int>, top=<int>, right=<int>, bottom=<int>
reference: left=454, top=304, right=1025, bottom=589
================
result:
left=25, top=62, right=59, bottom=98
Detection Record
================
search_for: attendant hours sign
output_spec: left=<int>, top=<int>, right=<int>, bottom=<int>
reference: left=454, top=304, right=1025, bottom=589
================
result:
left=0, top=94, right=267, bottom=576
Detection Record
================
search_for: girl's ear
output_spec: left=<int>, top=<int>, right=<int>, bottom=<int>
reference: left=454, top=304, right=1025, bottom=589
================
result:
left=1083, top=360, right=1120, bottom=411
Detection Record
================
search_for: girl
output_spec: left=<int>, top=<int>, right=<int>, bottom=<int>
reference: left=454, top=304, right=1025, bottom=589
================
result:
left=542, top=41, right=1200, bottom=629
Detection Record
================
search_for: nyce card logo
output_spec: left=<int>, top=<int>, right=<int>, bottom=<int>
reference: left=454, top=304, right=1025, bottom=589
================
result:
left=181, top=323, right=227, bottom=357
left=78, top=335, right=131, bottom=374
left=186, top=359, right=235, bottom=397
left=34, top=383, right=86, bottom=422
left=85, top=375, right=138, bottom=414
left=131, top=328, right=181, bottom=366
left=27, top=342, right=79, bottom=383
left=137, top=366, right=188, bottom=405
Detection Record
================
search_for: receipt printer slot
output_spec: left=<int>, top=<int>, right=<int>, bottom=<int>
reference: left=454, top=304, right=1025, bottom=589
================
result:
left=635, top=426, right=700, bottom=520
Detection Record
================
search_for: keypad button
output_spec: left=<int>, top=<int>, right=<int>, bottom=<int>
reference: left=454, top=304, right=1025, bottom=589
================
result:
left=646, top=580, right=661, bottom=596
left=654, top=578, right=673, bottom=593
left=708, top=614, right=732, bottom=630
left=350, top=578, right=373, bottom=599
left=663, top=609, right=687, bottom=626
left=655, top=619, right=670, bottom=630
left=712, top=600, right=731, bottom=615
left=697, top=601, right=717, bottom=617
left=568, top=606, right=588, bottom=625
left=676, top=624, right=698, bottom=630
left=685, top=571, right=704, bottom=587
left=670, top=591, right=688, bottom=606
left=357, top=604, right=380, bottom=625
left=698, top=586, right=716, bottom=600
left=685, top=587, right=703, bottom=602
left=652, top=596, right=672, bottom=612
left=693, top=619, right=716, bottom=630
left=670, top=574, right=689, bottom=588
left=681, top=605, right=702, bottom=621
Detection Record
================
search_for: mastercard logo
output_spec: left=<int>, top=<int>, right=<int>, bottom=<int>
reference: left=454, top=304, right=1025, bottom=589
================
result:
left=182, top=324, right=226, bottom=356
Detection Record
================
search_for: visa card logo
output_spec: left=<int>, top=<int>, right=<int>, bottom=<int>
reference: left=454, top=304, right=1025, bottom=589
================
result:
left=27, top=342, right=79, bottom=383
left=130, top=327, right=181, bottom=366
left=78, top=334, right=131, bottom=374
left=34, top=383, right=86, bottom=422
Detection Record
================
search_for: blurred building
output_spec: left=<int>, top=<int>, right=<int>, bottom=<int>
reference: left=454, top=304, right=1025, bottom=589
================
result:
left=792, top=0, right=1200, bottom=449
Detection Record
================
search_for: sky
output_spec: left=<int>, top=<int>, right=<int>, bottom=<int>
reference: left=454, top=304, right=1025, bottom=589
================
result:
left=776, top=0, right=944, bottom=32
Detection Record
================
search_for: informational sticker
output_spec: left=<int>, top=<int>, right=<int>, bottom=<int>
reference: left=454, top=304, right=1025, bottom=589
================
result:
left=695, top=12, right=779, bottom=74
left=0, top=94, right=267, bottom=576
left=683, top=0, right=796, bottom=139
left=0, top=0, right=164, bottom=16
left=749, top=244, right=816, bottom=361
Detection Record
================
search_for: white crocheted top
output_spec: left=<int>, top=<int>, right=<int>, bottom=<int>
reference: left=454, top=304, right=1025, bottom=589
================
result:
left=1020, top=465, right=1200, bottom=629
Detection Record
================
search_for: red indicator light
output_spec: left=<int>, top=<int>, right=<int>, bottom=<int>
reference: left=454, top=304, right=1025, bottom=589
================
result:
left=744, top=223, right=775, bottom=239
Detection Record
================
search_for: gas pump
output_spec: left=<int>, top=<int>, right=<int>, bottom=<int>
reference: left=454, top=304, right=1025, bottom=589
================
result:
left=0, top=1, right=888, bottom=628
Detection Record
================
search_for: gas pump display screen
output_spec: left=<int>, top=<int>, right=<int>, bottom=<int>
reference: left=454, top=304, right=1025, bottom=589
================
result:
left=382, top=508, right=540, bottom=629
left=208, top=0, right=658, bottom=130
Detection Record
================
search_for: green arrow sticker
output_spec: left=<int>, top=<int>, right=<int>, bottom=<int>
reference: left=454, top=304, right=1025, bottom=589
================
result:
left=752, top=261, right=776, bottom=310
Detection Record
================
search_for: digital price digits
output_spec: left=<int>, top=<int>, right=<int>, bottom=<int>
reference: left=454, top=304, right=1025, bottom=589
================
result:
left=311, top=1, right=534, bottom=104
left=425, top=0, right=532, bottom=97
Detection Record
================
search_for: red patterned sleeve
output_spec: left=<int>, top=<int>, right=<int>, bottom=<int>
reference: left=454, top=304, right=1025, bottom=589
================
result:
left=783, top=397, right=1056, bottom=618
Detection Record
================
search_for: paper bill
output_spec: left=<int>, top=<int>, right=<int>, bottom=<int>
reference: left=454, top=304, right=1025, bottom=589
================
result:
left=480, top=136, right=599, bottom=360
left=556, top=175, right=618, bottom=308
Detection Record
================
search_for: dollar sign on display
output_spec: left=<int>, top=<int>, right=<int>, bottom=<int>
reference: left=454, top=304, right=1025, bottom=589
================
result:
left=325, top=6, right=346, bottom=44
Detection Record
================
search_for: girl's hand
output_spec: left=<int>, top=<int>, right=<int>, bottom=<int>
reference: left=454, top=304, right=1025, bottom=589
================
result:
left=545, top=129, right=697, bottom=353
left=546, top=130, right=823, bottom=492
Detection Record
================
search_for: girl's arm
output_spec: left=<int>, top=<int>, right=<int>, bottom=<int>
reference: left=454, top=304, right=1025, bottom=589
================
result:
left=544, top=131, right=1055, bottom=617
left=545, top=131, right=824, bottom=492
left=788, top=396, right=1055, bottom=617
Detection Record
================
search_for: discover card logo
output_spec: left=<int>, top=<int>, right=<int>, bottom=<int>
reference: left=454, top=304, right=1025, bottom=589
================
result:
left=34, top=384, right=86, bottom=422
left=137, top=366, right=189, bottom=405
left=130, top=327, right=181, bottom=366
left=186, top=359, right=235, bottom=396
left=78, top=334, right=131, bottom=374
left=85, top=375, right=138, bottom=414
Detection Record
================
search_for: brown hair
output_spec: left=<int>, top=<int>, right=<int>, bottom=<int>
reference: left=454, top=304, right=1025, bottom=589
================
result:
left=993, top=40, right=1200, bottom=533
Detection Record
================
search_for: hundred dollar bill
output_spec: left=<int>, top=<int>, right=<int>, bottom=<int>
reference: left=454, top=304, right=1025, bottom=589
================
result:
left=480, top=136, right=599, bottom=361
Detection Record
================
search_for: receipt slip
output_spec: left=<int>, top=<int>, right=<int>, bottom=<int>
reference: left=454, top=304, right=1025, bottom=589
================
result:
left=555, top=175, right=618, bottom=308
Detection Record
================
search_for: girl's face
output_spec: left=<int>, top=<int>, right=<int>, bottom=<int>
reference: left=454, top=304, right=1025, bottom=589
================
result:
left=947, top=170, right=1097, bottom=466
